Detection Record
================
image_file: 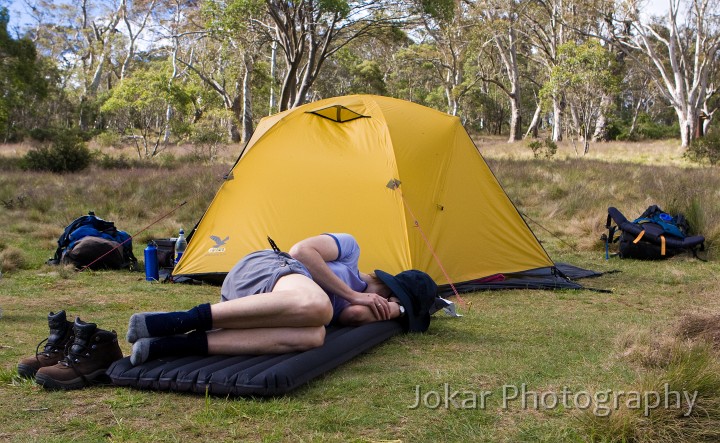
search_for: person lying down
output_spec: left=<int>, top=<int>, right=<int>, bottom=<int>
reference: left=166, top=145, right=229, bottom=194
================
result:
left=127, top=233, right=438, bottom=365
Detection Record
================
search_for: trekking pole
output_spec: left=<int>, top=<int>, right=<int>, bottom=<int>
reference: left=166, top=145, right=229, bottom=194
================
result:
left=79, top=201, right=188, bottom=272
left=386, top=179, right=467, bottom=308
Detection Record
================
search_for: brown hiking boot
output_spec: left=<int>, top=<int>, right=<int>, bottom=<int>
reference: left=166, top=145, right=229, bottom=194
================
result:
left=17, top=310, right=74, bottom=378
left=35, top=318, right=124, bottom=390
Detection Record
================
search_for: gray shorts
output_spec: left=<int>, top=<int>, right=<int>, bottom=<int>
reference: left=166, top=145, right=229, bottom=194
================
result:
left=220, top=250, right=312, bottom=302
left=219, top=250, right=350, bottom=324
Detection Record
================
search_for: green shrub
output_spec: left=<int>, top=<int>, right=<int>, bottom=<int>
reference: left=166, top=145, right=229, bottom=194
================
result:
left=543, top=138, right=558, bottom=158
left=94, top=152, right=135, bottom=169
left=635, top=114, right=679, bottom=140
left=0, top=156, right=24, bottom=171
left=685, top=132, right=720, bottom=166
left=22, top=129, right=92, bottom=173
left=527, top=138, right=557, bottom=159
left=29, top=126, right=94, bottom=143
left=527, top=140, right=543, bottom=158
left=28, top=127, right=57, bottom=142
left=155, top=152, right=180, bottom=169
left=605, top=121, right=623, bottom=141
left=187, top=110, right=231, bottom=162
left=95, top=130, right=123, bottom=149
left=615, top=114, right=680, bottom=141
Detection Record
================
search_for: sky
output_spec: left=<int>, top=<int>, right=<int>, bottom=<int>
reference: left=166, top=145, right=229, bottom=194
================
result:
left=3, top=0, right=38, bottom=33
left=3, top=0, right=71, bottom=34
left=643, top=0, right=670, bottom=17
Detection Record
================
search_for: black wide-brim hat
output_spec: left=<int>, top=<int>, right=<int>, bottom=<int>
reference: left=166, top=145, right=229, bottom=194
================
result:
left=374, top=269, right=438, bottom=332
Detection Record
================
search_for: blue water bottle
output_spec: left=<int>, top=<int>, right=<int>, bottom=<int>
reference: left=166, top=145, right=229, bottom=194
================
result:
left=144, top=241, right=159, bottom=281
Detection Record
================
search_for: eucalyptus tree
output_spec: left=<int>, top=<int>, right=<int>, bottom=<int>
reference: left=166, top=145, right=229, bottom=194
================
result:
left=0, top=7, right=49, bottom=141
left=572, top=0, right=624, bottom=142
left=522, top=0, right=569, bottom=141
left=174, top=0, right=266, bottom=142
left=149, top=0, right=201, bottom=142
left=14, top=0, right=163, bottom=129
left=118, top=0, right=158, bottom=81
left=471, top=0, right=527, bottom=141
left=254, top=0, right=406, bottom=111
left=312, top=25, right=410, bottom=98
left=619, top=57, right=662, bottom=138
left=611, top=0, right=720, bottom=147
left=11, top=0, right=93, bottom=91
left=101, top=62, right=194, bottom=158
left=400, top=0, right=477, bottom=116
left=392, top=41, right=453, bottom=106
left=542, top=39, right=619, bottom=153
left=76, top=0, right=123, bottom=128
left=522, top=53, right=546, bottom=138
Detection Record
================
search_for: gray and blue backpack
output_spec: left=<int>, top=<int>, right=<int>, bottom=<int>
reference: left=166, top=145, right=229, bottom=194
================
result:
left=48, top=212, right=137, bottom=269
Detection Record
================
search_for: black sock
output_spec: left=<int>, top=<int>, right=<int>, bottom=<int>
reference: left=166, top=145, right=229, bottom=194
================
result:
left=149, top=331, right=209, bottom=360
left=145, top=303, right=213, bottom=337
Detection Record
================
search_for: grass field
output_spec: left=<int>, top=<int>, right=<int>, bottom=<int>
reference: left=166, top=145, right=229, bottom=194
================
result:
left=1, top=138, right=720, bottom=442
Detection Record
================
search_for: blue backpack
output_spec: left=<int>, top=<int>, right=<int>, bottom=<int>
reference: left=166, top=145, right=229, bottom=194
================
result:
left=48, top=212, right=137, bottom=269
left=605, top=205, right=705, bottom=260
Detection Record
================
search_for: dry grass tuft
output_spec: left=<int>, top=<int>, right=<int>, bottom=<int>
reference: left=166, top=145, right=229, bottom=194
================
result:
left=616, top=326, right=678, bottom=370
left=0, top=246, right=28, bottom=273
left=676, top=312, right=720, bottom=350
left=34, top=223, right=63, bottom=241
left=617, top=312, right=720, bottom=370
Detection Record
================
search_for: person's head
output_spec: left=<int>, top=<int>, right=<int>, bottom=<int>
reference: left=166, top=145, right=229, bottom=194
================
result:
left=373, top=270, right=438, bottom=332
left=365, top=272, right=393, bottom=298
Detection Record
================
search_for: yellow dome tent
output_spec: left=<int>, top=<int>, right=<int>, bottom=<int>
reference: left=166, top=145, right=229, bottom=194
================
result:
left=173, top=95, right=557, bottom=289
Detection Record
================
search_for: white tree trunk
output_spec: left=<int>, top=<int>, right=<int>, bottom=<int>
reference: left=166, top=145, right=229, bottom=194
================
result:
left=508, top=99, right=521, bottom=143
left=552, top=97, right=563, bottom=142
left=622, top=0, right=720, bottom=147
left=592, top=94, right=613, bottom=141
left=269, top=40, right=277, bottom=115
left=241, top=56, right=254, bottom=143
left=524, top=103, right=542, bottom=139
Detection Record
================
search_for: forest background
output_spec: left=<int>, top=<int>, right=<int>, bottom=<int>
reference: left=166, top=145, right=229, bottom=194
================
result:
left=1, top=0, right=720, bottom=161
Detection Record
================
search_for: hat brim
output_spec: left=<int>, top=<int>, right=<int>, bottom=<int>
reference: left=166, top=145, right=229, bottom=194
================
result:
left=374, top=269, right=425, bottom=332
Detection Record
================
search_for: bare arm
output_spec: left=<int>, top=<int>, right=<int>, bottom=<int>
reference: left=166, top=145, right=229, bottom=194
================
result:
left=288, top=235, right=391, bottom=320
left=338, top=300, right=403, bottom=326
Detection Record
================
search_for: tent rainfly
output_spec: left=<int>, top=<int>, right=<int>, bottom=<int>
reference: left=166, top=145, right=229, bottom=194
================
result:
left=173, top=94, right=583, bottom=293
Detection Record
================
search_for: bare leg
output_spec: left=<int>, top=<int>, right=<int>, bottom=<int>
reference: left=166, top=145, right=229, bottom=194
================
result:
left=207, top=326, right=326, bottom=354
left=127, top=273, right=333, bottom=343
left=211, top=273, right=333, bottom=329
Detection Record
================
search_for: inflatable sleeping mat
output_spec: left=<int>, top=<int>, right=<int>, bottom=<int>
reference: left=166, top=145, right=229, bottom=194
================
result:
left=107, top=320, right=403, bottom=396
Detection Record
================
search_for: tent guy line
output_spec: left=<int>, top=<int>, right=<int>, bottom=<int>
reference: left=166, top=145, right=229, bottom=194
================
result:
left=387, top=178, right=466, bottom=307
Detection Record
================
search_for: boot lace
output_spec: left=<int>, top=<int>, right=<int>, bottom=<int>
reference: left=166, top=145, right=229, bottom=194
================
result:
left=33, top=337, right=48, bottom=360
left=33, top=334, right=73, bottom=362
left=59, top=338, right=93, bottom=384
